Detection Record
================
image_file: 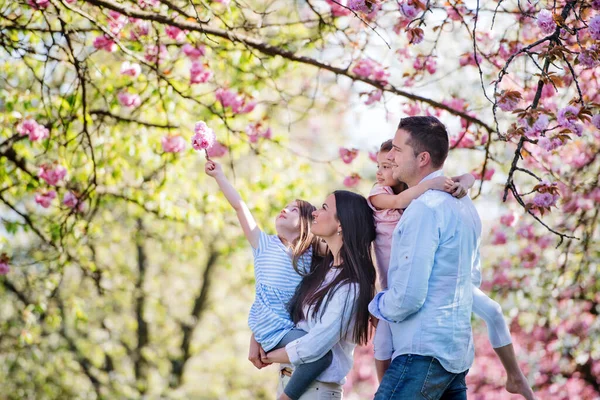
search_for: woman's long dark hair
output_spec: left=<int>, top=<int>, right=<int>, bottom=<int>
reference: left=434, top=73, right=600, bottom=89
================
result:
left=288, top=190, right=376, bottom=345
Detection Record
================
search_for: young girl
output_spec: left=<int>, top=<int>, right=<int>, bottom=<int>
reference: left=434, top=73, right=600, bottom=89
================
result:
left=368, top=140, right=535, bottom=400
left=205, top=160, right=332, bottom=400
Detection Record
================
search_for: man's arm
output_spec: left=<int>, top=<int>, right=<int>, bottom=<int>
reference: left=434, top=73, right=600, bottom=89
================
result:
left=368, top=201, right=439, bottom=322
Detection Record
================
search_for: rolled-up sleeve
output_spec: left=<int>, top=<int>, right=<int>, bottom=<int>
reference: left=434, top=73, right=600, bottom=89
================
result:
left=368, top=201, right=439, bottom=323
left=286, top=284, right=357, bottom=366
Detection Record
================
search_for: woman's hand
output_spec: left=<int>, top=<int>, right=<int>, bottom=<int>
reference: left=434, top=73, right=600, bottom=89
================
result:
left=263, top=348, right=291, bottom=364
left=249, top=334, right=271, bottom=369
left=205, top=160, right=224, bottom=178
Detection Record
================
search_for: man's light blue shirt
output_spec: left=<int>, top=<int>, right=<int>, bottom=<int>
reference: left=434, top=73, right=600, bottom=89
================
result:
left=368, top=170, right=482, bottom=373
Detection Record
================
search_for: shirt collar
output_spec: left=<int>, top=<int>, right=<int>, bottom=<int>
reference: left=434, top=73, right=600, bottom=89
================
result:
left=417, top=169, right=444, bottom=185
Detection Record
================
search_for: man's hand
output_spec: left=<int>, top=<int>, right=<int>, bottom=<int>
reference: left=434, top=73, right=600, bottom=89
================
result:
left=249, top=334, right=271, bottom=369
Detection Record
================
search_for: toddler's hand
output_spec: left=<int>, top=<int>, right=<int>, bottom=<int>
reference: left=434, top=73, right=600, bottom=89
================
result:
left=449, top=181, right=469, bottom=198
left=430, top=176, right=455, bottom=192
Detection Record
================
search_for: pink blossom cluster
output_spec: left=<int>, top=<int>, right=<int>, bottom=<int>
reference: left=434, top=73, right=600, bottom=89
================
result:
left=17, top=119, right=49, bottom=142
left=406, top=27, right=424, bottom=44
left=191, top=121, right=215, bottom=151
left=557, top=105, right=582, bottom=136
left=117, top=91, right=141, bottom=108
left=35, top=190, right=56, bottom=208
left=532, top=191, right=559, bottom=208
left=165, top=26, right=186, bottom=42
left=364, top=90, right=382, bottom=105
left=450, top=133, right=476, bottom=149
left=588, top=16, right=600, bottom=40
left=343, top=173, right=361, bottom=188
left=496, top=90, right=522, bottom=112
left=93, top=35, right=117, bottom=52
left=0, top=254, right=9, bottom=275
left=499, top=212, right=517, bottom=227
left=521, top=114, right=549, bottom=138
left=190, top=62, right=212, bottom=84
left=182, top=44, right=206, bottom=59
left=459, top=52, right=482, bottom=67
left=107, top=10, right=128, bottom=34
left=490, top=228, right=507, bottom=245
left=351, top=59, right=390, bottom=84
left=593, top=114, right=600, bottom=130
left=27, top=0, right=50, bottom=9
left=399, top=2, right=419, bottom=19
left=63, top=191, right=85, bottom=212
left=130, top=18, right=151, bottom=39
left=207, top=141, right=228, bottom=158
left=537, top=10, right=556, bottom=35
left=120, top=61, right=141, bottom=77
left=161, top=135, right=186, bottom=153
left=538, top=136, right=563, bottom=152
left=368, top=151, right=378, bottom=162
left=325, top=0, right=351, bottom=17
left=215, top=88, right=256, bottom=114
left=339, top=147, right=359, bottom=164
left=577, top=46, right=599, bottom=68
left=39, top=164, right=67, bottom=186
left=404, top=103, right=421, bottom=116
left=137, top=0, right=159, bottom=8
left=245, top=122, right=272, bottom=143
left=144, top=44, right=168, bottom=64
left=413, top=56, right=436, bottom=74
left=348, top=0, right=369, bottom=13
left=471, top=168, right=494, bottom=181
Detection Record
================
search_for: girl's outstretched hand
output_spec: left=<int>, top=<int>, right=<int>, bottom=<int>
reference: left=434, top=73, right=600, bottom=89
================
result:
left=205, top=160, right=223, bottom=178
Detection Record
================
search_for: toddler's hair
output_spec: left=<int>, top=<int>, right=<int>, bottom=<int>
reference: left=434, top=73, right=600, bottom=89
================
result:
left=380, top=139, right=393, bottom=153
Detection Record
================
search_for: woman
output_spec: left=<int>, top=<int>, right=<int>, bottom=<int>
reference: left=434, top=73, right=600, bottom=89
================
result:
left=263, top=190, right=377, bottom=400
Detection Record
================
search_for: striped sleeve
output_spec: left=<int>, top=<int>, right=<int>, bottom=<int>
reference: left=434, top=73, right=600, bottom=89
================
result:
left=252, top=230, right=270, bottom=256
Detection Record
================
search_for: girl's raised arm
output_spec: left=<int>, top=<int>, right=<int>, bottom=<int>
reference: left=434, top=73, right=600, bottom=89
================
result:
left=205, top=160, right=261, bottom=248
left=370, top=176, right=454, bottom=210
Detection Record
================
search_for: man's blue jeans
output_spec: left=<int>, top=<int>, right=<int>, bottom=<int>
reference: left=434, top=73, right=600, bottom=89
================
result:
left=374, top=354, right=468, bottom=400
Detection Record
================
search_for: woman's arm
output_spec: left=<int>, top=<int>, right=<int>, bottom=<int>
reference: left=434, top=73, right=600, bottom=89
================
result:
left=205, top=161, right=261, bottom=248
left=370, top=176, right=454, bottom=210
left=264, top=284, right=357, bottom=366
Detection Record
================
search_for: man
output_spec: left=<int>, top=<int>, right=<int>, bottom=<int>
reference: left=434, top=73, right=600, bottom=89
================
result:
left=369, top=116, right=482, bottom=399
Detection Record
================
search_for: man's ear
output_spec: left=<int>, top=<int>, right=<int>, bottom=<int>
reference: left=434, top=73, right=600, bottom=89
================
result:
left=418, top=151, right=431, bottom=167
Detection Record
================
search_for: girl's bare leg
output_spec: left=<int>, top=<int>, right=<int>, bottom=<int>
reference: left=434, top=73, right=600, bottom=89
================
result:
left=494, top=343, right=536, bottom=400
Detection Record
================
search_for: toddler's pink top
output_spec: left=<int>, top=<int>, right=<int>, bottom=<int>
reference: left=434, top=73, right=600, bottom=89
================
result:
left=367, top=185, right=402, bottom=289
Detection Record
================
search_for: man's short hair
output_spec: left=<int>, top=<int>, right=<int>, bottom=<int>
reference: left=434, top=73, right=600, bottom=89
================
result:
left=398, top=116, right=449, bottom=168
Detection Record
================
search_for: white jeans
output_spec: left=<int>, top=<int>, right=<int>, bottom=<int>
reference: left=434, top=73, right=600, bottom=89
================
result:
left=277, top=373, right=343, bottom=400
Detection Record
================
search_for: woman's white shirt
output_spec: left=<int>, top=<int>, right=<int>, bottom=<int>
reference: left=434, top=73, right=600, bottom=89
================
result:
left=284, top=268, right=359, bottom=385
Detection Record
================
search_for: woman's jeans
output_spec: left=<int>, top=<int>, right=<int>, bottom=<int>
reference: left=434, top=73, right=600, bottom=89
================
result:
left=274, top=328, right=333, bottom=400
left=374, top=354, right=468, bottom=400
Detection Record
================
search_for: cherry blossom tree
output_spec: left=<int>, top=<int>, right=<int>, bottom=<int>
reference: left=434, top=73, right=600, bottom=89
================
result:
left=1, top=0, right=599, bottom=398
